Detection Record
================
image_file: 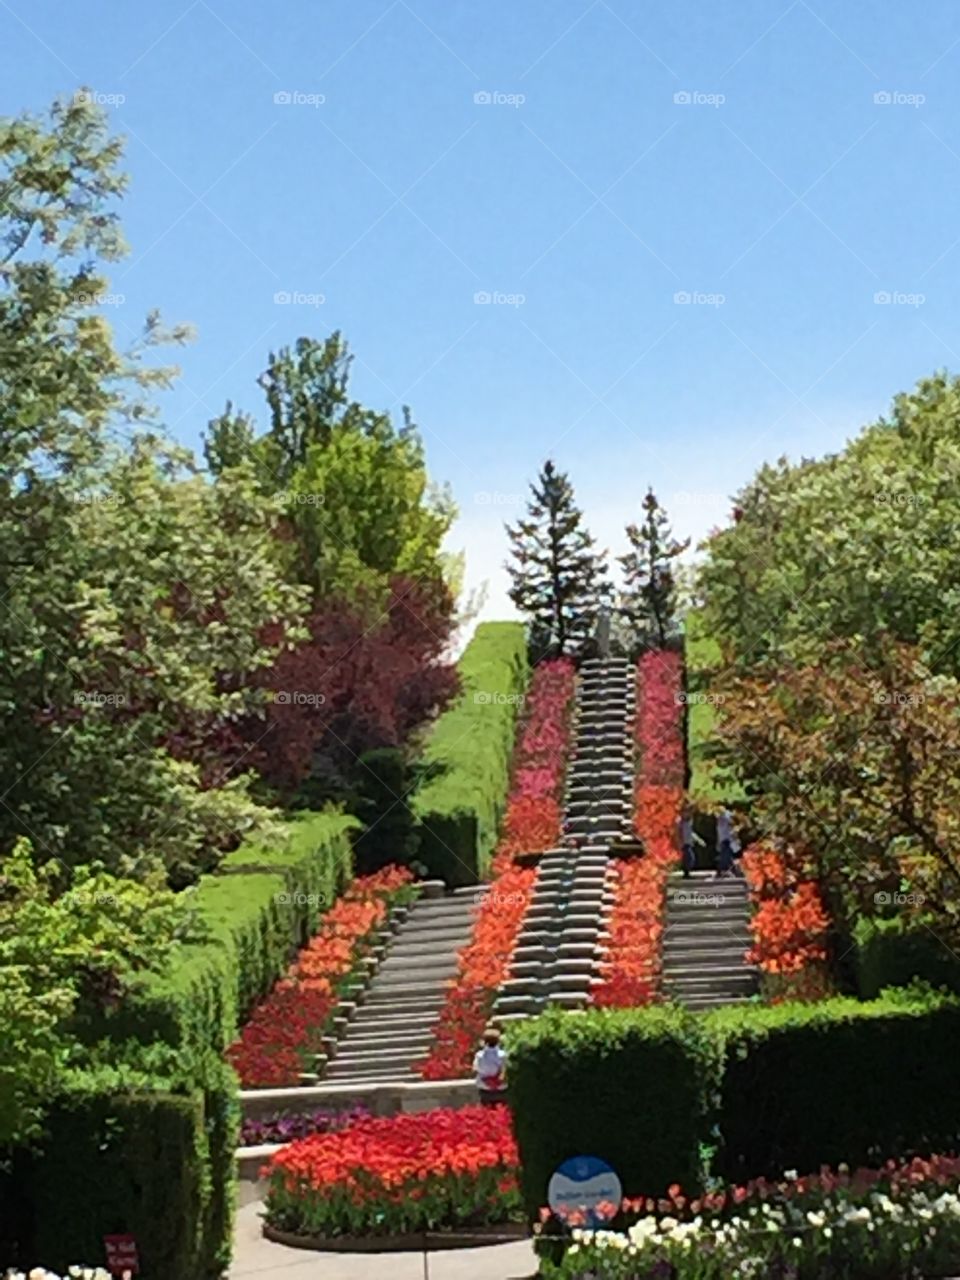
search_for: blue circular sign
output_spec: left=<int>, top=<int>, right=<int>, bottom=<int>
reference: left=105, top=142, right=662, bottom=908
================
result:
left=548, top=1155, right=622, bottom=1226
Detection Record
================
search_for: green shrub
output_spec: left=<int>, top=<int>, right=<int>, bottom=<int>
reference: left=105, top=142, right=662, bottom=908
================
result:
left=684, top=610, right=745, bottom=809
left=507, top=1006, right=716, bottom=1216
left=853, top=916, right=960, bottom=999
left=18, top=1061, right=238, bottom=1279
left=414, top=622, right=528, bottom=886
left=709, top=988, right=960, bottom=1182
left=108, top=809, right=356, bottom=1061
left=351, top=747, right=421, bottom=875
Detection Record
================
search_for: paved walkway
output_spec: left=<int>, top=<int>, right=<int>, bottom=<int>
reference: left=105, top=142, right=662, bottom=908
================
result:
left=229, top=1203, right=538, bottom=1279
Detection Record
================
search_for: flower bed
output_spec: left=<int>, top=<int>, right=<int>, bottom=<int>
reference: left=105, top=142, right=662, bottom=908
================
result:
left=592, top=651, right=682, bottom=1007
left=240, top=1104, right=370, bottom=1147
left=538, top=1155, right=960, bottom=1278
left=416, top=660, right=576, bottom=1078
left=227, top=866, right=417, bottom=1086
left=262, top=1104, right=523, bottom=1240
left=742, top=842, right=832, bottom=1002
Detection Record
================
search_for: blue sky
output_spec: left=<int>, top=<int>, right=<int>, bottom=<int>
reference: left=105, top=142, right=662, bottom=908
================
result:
left=6, top=1, right=960, bottom=620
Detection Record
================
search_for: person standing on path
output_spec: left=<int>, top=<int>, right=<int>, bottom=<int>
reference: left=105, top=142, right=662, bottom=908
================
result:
left=474, top=1027, right=508, bottom=1106
left=715, top=807, right=742, bottom=878
left=678, top=804, right=705, bottom=877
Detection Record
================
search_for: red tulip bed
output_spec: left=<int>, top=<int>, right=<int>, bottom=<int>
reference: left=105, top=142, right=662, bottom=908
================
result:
left=227, top=866, right=418, bottom=1087
left=742, top=842, right=832, bottom=1002
left=591, top=650, right=683, bottom=1007
left=262, top=1103, right=524, bottom=1242
left=416, top=659, right=576, bottom=1079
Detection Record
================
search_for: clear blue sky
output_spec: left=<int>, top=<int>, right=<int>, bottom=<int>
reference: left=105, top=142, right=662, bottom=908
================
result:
left=6, top=1, right=960, bottom=619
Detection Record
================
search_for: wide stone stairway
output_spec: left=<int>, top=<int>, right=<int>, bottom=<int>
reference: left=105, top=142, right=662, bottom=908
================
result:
left=492, top=657, right=636, bottom=1020
left=323, top=889, right=478, bottom=1084
left=661, top=869, right=759, bottom=1008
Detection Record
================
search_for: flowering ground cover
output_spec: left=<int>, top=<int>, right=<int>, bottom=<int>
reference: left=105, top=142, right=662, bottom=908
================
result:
left=592, top=651, right=682, bottom=1007
left=263, top=1104, right=523, bottom=1238
left=416, top=660, right=576, bottom=1078
left=240, top=1104, right=370, bottom=1147
left=227, top=866, right=416, bottom=1086
left=742, top=842, right=832, bottom=1002
left=538, top=1155, right=960, bottom=1278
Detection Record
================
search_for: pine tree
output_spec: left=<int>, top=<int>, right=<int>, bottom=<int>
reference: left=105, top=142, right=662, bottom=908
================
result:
left=506, top=460, right=610, bottom=659
left=619, top=488, right=690, bottom=650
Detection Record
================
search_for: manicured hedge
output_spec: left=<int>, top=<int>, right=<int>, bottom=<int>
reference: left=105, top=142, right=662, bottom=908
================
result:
left=684, top=609, right=745, bottom=811
left=852, top=915, right=960, bottom=999
left=10, top=1060, right=238, bottom=1280
left=414, top=622, right=528, bottom=886
left=104, top=809, right=356, bottom=1062
left=709, top=990, right=960, bottom=1181
left=508, top=990, right=960, bottom=1214
left=507, top=1005, right=715, bottom=1215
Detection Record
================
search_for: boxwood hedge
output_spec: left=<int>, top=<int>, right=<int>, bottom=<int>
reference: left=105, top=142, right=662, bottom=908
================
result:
left=414, top=621, right=528, bottom=886
left=852, top=915, right=960, bottom=1000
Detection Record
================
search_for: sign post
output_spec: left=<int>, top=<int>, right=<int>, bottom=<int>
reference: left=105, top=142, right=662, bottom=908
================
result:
left=548, top=1155, right=622, bottom=1228
left=104, top=1234, right=139, bottom=1277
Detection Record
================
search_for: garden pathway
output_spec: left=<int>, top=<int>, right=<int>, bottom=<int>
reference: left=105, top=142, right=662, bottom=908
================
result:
left=661, top=869, right=759, bottom=1007
left=229, top=1202, right=537, bottom=1279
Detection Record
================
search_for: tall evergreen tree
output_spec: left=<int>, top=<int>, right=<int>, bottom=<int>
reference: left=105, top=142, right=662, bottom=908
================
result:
left=506, top=460, right=610, bottom=659
left=619, top=488, right=690, bottom=649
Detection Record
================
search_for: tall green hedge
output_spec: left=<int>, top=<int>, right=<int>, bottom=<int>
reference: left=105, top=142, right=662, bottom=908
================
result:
left=508, top=1006, right=716, bottom=1214
left=508, top=989, right=960, bottom=1213
left=99, top=809, right=356, bottom=1062
left=15, top=1061, right=238, bottom=1280
left=684, top=609, right=745, bottom=810
left=414, top=622, right=528, bottom=886
left=852, top=916, right=960, bottom=999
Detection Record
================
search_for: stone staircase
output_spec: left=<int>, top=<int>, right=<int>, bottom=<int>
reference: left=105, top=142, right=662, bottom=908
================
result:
left=492, top=657, right=636, bottom=1021
left=322, top=888, right=478, bottom=1083
left=661, top=870, right=759, bottom=1009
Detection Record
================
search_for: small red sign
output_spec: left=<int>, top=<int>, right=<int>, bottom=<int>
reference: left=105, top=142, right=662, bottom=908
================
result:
left=104, top=1234, right=139, bottom=1276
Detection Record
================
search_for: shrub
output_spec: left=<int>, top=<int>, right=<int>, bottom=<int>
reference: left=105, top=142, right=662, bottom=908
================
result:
left=351, top=747, right=421, bottom=874
left=11, top=1061, right=238, bottom=1280
left=414, top=622, right=529, bottom=886
left=684, top=610, right=745, bottom=810
left=507, top=1006, right=716, bottom=1217
left=709, top=988, right=960, bottom=1182
left=853, top=915, right=960, bottom=999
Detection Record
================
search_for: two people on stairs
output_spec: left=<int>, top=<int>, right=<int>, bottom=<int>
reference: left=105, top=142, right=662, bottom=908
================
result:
left=679, top=804, right=743, bottom=878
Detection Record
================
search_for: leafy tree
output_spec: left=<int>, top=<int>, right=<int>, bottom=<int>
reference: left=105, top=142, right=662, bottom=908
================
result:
left=619, top=488, right=689, bottom=650
left=351, top=747, right=422, bottom=874
left=506, top=459, right=610, bottom=659
left=0, top=839, right=195, bottom=1146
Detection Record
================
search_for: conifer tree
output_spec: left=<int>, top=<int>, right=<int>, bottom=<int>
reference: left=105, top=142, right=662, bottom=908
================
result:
left=506, top=460, right=610, bottom=659
left=620, top=488, right=689, bottom=649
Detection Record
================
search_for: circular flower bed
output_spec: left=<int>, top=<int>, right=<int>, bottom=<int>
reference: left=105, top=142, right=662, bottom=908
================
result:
left=262, top=1104, right=523, bottom=1243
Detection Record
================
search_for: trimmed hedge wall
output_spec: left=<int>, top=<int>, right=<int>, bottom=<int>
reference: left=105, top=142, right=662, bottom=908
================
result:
left=853, top=915, right=960, bottom=999
left=100, top=809, right=356, bottom=1063
left=508, top=1006, right=716, bottom=1214
left=684, top=609, right=745, bottom=811
left=508, top=989, right=960, bottom=1213
left=14, top=1062, right=238, bottom=1279
left=414, top=622, right=528, bottom=887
